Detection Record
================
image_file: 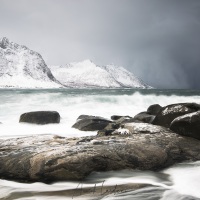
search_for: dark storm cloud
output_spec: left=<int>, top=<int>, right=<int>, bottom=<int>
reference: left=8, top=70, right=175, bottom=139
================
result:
left=0, top=0, right=200, bottom=88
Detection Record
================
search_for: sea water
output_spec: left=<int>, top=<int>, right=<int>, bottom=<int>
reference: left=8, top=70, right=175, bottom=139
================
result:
left=0, top=88, right=200, bottom=199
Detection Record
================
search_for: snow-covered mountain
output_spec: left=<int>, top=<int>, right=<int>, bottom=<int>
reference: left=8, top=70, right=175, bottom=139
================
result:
left=49, top=60, right=150, bottom=88
left=0, top=37, right=151, bottom=89
left=0, top=37, right=61, bottom=88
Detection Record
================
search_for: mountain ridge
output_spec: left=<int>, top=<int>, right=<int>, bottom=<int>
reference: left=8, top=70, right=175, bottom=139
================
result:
left=0, top=37, right=61, bottom=88
left=49, top=59, right=151, bottom=89
left=0, top=37, right=151, bottom=89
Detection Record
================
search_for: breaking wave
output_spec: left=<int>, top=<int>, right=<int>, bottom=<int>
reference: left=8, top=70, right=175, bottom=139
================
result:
left=0, top=161, right=200, bottom=199
left=0, top=89, right=200, bottom=138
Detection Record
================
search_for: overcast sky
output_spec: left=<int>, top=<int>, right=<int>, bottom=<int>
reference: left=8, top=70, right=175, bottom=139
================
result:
left=0, top=0, right=200, bottom=89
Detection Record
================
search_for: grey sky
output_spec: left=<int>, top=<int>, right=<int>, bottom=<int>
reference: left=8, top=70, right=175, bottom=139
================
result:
left=0, top=0, right=200, bottom=88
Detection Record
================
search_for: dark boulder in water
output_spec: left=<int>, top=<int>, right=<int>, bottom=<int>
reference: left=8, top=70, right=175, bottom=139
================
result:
left=147, top=104, right=162, bottom=115
left=72, top=115, right=112, bottom=131
left=170, top=111, right=200, bottom=140
left=152, top=103, right=200, bottom=128
left=19, top=111, right=60, bottom=124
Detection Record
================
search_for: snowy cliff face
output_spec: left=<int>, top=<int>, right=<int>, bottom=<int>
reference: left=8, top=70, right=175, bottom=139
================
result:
left=0, top=37, right=60, bottom=88
left=0, top=37, right=151, bottom=89
left=49, top=60, right=150, bottom=88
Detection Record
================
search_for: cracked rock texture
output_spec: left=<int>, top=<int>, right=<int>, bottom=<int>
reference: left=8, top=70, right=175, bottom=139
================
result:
left=1, top=125, right=200, bottom=183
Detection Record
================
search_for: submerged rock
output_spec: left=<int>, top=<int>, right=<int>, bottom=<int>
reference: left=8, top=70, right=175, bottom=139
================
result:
left=170, top=111, right=200, bottom=140
left=19, top=111, right=60, bottom=124
left=72, top=116, right=112, bottom=131
left=152, top=103, right=200, bottom=128
left=1, top=129, right=200, bottom=183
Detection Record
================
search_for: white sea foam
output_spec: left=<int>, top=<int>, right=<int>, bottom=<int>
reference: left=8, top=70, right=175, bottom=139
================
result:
left=164, top=161, right=200, bottom=198
left=0, top=90, right=200, bottom=138
left=0, top=89, right=200, bottom=199
left=0, top=162, right=199, bottom=200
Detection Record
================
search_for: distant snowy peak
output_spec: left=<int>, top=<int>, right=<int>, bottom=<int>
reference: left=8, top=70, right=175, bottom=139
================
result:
left=0, top=37, right=60, bottom=88
left=50, top=60, right=151, bottom=88
left=100, top=64, right=149, bottom=88
left=0, top=37, right=151, bottom=89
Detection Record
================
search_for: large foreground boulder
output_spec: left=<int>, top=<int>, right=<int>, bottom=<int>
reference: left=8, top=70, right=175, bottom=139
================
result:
left=1, top=129, right=200, bottom=183
left=19, top=111, right=60, bottom=124
left=170, top=111, right=200, bottom=140
left=152, top=103, right=200, bottom=128
left=72, top=115, right=112, bottom=131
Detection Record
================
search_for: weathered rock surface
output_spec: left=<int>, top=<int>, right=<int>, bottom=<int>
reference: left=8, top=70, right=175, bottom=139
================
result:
left=147, top=104, right=162, bottom=115
left=98, top=123, right=167, bottom=136
left=97, top=118, right=155, bottom=136
left=152, top=103, right=200, bottom=128
left=133, top=112, right=155, bottom=123
left=122, top=122, right=169, bottom=134
left=72, top=116, right=112, bottom=131
left=1, top=128, right=200, bottom=183
left=170, top=111, right=200, bottom=140
left=19, top=111, right=60, bottom=124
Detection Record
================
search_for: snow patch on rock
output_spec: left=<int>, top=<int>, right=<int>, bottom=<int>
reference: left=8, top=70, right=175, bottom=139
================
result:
left=162, top=105, right=189, bottom=116
left=124, top=122, right=168, bottom=134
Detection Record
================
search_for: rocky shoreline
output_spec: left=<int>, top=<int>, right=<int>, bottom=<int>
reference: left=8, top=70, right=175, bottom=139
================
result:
left=1, top=102, right=200, bottom=183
